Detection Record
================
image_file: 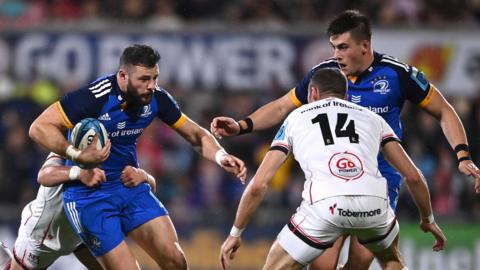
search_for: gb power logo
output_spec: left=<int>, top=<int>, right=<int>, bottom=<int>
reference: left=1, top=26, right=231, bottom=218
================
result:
left=328, top=152, right=364, bottom=181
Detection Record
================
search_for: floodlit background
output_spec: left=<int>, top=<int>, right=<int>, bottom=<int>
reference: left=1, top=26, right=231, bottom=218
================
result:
left=0, top=0, right=480, bottom=269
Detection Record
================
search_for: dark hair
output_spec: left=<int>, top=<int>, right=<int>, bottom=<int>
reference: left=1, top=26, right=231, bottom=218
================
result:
left=119, top=44, right=161, bottom=68
left=327, top=10, right=371, bottom=41
left=309, top=68, right=347, bottom=97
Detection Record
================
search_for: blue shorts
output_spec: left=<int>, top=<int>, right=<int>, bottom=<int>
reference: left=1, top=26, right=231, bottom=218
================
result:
left=63, top=183, right=167, bottom=257
left=378, top=157, right=402, bottom=211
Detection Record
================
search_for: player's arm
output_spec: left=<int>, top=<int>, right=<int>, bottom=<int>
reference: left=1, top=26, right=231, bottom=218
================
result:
left=211, top=90, right=298, bottom=138
left=420, top=87, right=480, bottom=191
left=29, top=102, right=110, bottom=166
left=405, top=65, right=480, bottom=191
left=29, top=103, right=71, bottom=156
left=37, top=154, right=106, bottom=188
left=220, top=149, right=288, bottom=269
left=232, top=149, right=287, bottom=230
left=175, top=115, right=247, bottom=182
left=382, top=140, right=446, bottom=251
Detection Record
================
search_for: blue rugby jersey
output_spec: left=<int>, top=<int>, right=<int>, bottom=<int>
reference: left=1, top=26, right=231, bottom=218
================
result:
left=291, top=52, right=433, bottom=140
left=56, top=74, right=186, bottom=192
left=289, top=52, right=435, bottom=198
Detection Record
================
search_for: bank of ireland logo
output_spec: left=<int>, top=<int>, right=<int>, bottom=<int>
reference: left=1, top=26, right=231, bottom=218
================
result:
left=351, top=95, right=361, bottom=103
left=373, top=79, right=390, bottom=94
left=117, top=121, right=126, bottom=129
left=328, top=152, right=364, bottom=181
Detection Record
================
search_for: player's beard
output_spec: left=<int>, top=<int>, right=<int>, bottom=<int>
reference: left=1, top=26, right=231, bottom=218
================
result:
left=125, top=79, right=153, bottom=107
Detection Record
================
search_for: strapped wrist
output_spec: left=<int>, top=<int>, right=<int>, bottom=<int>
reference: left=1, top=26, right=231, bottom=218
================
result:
left=215, top=149, right=229, bottom=166
left=458, top=156, right=471, bottom=163
left=454, top=144, right=470, bottom=155
left=422, top=214, right=435, bottom=224
left=229, top=225, right=244, bottom=237
left=69, top=166, right=81, bottom=181
left=65, top=145, right=81, bottom=162
left=237, top=117, right=253, bottom=135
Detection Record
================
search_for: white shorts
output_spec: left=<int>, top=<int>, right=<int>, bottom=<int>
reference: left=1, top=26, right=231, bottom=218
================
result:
left=13, top=202, right=83, bottom=269
left=277, top=196, right=399, bottom=265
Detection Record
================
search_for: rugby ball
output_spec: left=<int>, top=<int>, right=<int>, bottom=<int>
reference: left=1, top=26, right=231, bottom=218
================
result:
left=70, top=118, right=108, bottom=151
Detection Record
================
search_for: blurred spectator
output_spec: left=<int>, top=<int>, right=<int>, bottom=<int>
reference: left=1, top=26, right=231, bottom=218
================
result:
left=120, top=0, right=147, bottom=22
left=49, top=0, right=80, bottom=23
left=78, top=0, right=109, bottom=28
left=378, top=0, right=421, bottom=26
left=146, top=0, right=183, bottom=30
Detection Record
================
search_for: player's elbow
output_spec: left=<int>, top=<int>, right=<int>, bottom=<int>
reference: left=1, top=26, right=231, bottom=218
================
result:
left=29, top=119, right=42, bottom=143
left=249, top=180, right=268, bottom=197
left=403, top=169, right=423, bottom=185
left=37, top=168, right=54, bottom=187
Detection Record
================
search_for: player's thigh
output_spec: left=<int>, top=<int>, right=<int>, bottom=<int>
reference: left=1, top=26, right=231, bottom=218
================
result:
left=97, top=240, right=139, bottom=270
left=64, top=194, right=126, bottom=257
left=128, top=215, right=186, bottom=265
left=263, top=240, right=304, bottom=270
left=73, top=244, right=103, bottom=270
left=309, top=236, right=347, bottom=270
left=372, top=234, right=404, bottom=269
left=342, top=236, right=375, bottom=270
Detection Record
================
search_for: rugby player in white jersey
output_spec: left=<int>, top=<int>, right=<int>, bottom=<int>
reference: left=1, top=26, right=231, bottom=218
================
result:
left=7, top=148, right=156, bottom=270
left=220, top=68, right=446, bottom=270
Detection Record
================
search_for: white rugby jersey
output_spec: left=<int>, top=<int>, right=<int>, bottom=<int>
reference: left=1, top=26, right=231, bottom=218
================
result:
left=18, top=153, right=81, bottom=252
left=271, top=97, right=398, bottom=203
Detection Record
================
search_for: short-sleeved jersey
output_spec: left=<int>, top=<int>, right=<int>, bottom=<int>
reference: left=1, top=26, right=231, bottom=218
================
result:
left=58, top=74, right=186, bottom=192
left=271, top=97, right=399, bottom=203
left=292, top=52, right=433, bottom=140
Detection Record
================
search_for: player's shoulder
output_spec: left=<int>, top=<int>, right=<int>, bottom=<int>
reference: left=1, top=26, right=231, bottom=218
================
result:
left=377, top=52, right=430, bottom=89
left=82, top=74, right=116, bottom=99
left=153, top=86, right=182, bottom=110
left=310, top=57, right=339, bottom=72
left=154, top=86, right=176, bottom=102
left=377, top=53, right=412, bottom=74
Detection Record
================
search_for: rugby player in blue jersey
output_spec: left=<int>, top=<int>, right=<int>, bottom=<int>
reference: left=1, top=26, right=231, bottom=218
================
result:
left=29, top=44, right=247, bottom=270
left=211, top=10, right=480, bottom=270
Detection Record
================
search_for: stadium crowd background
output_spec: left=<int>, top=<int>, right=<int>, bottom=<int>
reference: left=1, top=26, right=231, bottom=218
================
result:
left=0, top=0, right=480, bottom=269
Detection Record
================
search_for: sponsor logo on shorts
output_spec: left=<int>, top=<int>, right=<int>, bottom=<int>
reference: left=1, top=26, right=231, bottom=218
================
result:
left=329, top=203, right=337, bottom=215
left=336, top=208, right=381, bottom=217
left=88, top=235, right=102, bottom=250
left=328, top=152, right=364, bottom=181
left=27, top=253, right=39, bottom=265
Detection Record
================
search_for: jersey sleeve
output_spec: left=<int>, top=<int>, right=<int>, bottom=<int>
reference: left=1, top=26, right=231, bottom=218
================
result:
left=59, top=86, right=108, bottom=128
left=155, top=88, right=185, bottom=128
left=294, top=59, right=339, bottom=106
left=270, top=114, right=294, bottom=155
left=401, top=65, right=433, bottom=106
left=42, top=152, right=66, bottom=168
left=378, top=115, right=400, bottom=147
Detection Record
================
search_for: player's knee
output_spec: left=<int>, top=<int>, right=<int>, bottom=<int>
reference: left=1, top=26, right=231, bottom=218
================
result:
left=162, top=254, right=187, bottom=270
left=159, top=245, right=187, bottom=270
